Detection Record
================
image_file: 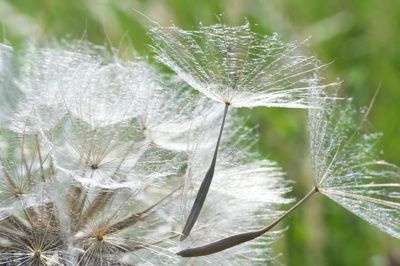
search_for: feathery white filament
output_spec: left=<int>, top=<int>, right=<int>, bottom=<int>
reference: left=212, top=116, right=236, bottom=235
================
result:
left=151, top=22, right=336, bottom=108
left=0, top=39, right=292, bottom=264
left=309, top=93, right=400, bottom=238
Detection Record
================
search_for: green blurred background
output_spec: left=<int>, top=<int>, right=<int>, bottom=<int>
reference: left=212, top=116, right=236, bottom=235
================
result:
left=0, top=0, right=399, bottom=265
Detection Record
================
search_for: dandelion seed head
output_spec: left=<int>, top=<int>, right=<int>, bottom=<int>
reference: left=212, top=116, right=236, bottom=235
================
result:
left=0, top=39, right=293, bottom=265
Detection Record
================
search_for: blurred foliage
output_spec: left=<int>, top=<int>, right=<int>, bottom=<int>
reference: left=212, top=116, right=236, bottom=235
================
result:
left=0, top=0, right=399, bottom=265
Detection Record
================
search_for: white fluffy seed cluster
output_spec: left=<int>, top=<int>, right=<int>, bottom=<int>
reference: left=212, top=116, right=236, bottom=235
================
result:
left=0, top=39, right=291, bottom=265
left=0, top=22, right=398, bottom=265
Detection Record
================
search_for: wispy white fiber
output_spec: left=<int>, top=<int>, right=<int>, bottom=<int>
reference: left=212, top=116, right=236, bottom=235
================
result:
left=151, top=22, right=336, bottom=108
left=309, top=92, right=400, bottom=238
left=0, top=40, right=290, bottom=265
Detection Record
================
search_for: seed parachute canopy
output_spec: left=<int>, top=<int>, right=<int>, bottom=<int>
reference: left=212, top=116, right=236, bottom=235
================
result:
left=308, top=92, right=400, bottom=238
left=151, top=22, right=336, bottom=108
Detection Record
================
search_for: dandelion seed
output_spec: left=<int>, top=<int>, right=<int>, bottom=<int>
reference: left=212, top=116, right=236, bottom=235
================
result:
left=309, top=92, right=400, bottom=238
left=176, top=89, right=397, bottom=258
left=150, top=22, right=335, bottom=239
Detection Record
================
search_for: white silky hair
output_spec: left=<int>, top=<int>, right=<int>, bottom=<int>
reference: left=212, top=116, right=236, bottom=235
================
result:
left=180, top=114, right=292, bottom=264
left=151, top=22, right=337, bottom=109
left=308, top=90, right=400, bottom=239
left=0, top=40, right=292, bottom=265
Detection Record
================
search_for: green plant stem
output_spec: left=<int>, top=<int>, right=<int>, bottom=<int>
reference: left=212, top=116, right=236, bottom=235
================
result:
left=177, top=186, right=318, bottom=257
